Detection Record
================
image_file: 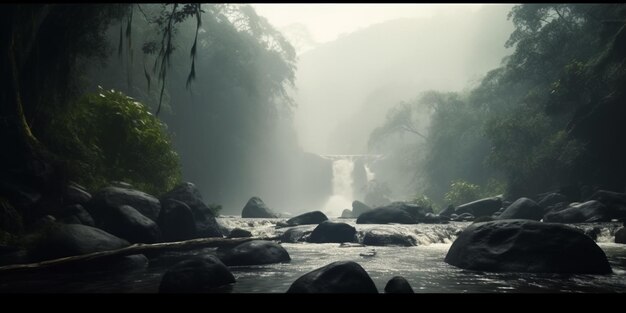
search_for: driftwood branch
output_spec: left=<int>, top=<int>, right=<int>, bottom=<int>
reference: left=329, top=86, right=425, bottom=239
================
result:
left=0, top=236, right=278, bottom=274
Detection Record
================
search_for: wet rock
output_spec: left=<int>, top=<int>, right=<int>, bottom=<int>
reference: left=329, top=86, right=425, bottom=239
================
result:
left=419, top=212, right=449, bottom=224
left=55, top=204, right=95, bottom=227
left=452, top=213, right=475, bottom=221
left=356, top=206, right=415, bottom=224
left=158, top=199, right=197, bottom=242
left=455, top=197, right=502, bottom=217
left=287, top=261, right=378, bottom=293
left=284, top=211, right=328, bottom=226
left=228, top=228, right=252, bottom=238
left=308, top=221, right=356, bottom=243
left=220, top=240, right=290, bottom=266
left=384, top=276, right=414, bottom=293
left=89, top=186, right=161, bottom=221
left=159, top=255, right=235, bottom=293
left=362, top=228, right=416, bottom=246
left=352, top=200, right=372, bottom=217
left=96, top=205, right=161, bottom=244
left=63, top=183, right=92, bottom=206
left=438, top=204, right=456, bottom=217
left=280, top=225, right=315, bottom=243
left=498, top=197, right=543, bottom=221
left=543, top=200, right=609, bottom=223
left=538, top=193, right=568, bottom=210
left=445, top=219, right=612, bottom=274
left=30, top=224, right=129, bottom=261
left=241, top=197, right=278, bottom=218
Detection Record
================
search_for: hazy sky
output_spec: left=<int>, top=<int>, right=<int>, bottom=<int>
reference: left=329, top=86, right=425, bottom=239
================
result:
left=252, top=4, right=487, bottom=44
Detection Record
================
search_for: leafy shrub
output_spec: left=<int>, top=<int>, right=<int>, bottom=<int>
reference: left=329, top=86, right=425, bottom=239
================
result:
left=444, top=180, right=482, bottom=206
left=43, top=87, right=181, bottom=195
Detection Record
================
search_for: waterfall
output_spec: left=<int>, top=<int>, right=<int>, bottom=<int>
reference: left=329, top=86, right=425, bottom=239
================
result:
left=323, top=158, right=355, bottom=217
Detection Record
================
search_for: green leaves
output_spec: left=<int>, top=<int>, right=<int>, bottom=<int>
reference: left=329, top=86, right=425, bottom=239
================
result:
left=46, top=87, right=181, bottom=196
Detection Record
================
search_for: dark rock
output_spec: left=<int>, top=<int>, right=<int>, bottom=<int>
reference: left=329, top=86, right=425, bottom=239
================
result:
left=452, top=213, right=475, bottom=221
left=55, top=204, right=95, bottom=227
left=241, top=197, right=278, bottom=218
left=352, top=200, right=372, bottom=217
left=26, top=215, right=56, bottom=232
left=30, top=224, right=130, bottom=261
left=543, top=200, right=609, bottom=223
left=228, top=228, right=252, bottom=238
left=538, top=193, right=568, bottom=209
left=498, top=197, right=543, bottom=221
left=439, top=204, right=456, bottom=217
left=280, top=225, right=315, bottom=243
left=285, top=211, right=328, bottom=226
left=384, top=276, right=414, bottom=293
left=158, top=199, right=197, bottom=242
left=220, top=240, right=290, bottom=266
left=287, top=261, right=378, bottom=293
left=161, top=182, right=216, bottom=218
left=455, top=197, right=502, bottom=217
left=0, top=248, right=30, bottom=266
left=616, top=227, right=626, bottom=244
left=89, top=186, right=161, bottom=221
left=340, top=209, right=354, bottom=218
left=159, top=255, right=235, bottom=293
left=445, top=220, right=612, bottom=274
left=111, top=181, right=133, bottom=189
left=362, top=228, right=416, bottom=246
left=63, top=183, right=92, bottom=205
left=356, top=206, right=415, bottom=224
left=308, top=221, right=356, bottom=243
left=543, top=202, right=570, bottom=215
left=590, top=190, right=626, bottom=219
left=96, top=205, right=161, bottom=244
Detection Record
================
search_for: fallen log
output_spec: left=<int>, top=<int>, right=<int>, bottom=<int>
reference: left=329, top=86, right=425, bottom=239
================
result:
left=0, top=236, right=279, bottom=274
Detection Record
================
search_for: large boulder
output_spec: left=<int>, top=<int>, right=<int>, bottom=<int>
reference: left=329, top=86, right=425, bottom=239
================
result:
left=219, top=240, right=290, bottom=266
left=590, top=190, right=626, bottom=219
left=287, top=261, right=378, bottom=293
left=384, top=276, right=414, bottom=293
left=95, top=205, right=161, bottom=244
left=161, top=182, right=215, bottom=218
left=356, top=204, right=416, bottom=225
left=55, top=204, right=95, bottom=227
left=280, top=225, right=315, bottom=243
left=498, top=197, right=543, bottom=221
left=445, top=220, right=612, bottom=274
left=455, top=197, right=502, bottom=217
left=543, top=200, right=610, bottom=223
left=160, top=182, right=222, bottom=238
left=352, top=200, right=372, bottom=217
left=158, top=199, right=197, bottom=242
left=241, top=197, right=278, bottom=218
left=284, top=211, right=328, bottom=226
left=89, top=186, right=161, bottom=221
left=159, top=255, right=235, bottom=293
left=537, top=193, right=568, bottom=210
left=30, top=224, right=130, bottom=261
left=308, top=221, right=356, bottom=243
left=228, top=228, right=252, bottom=238
left=362, top=228, right=417, bottom=246
left=63, top=183, right=92, bottom=206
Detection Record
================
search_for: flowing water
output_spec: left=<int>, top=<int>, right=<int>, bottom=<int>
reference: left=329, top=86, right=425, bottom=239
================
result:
left=1, top=218, right=625, bottom=293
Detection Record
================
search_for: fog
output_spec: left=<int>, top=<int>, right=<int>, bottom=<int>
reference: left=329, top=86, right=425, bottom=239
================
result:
left=81, top=4, right=521, bottom=216
left=271, top=4, right=515, bottom=154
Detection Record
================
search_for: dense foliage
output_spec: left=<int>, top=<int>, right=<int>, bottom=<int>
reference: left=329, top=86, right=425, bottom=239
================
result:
left=370, top=3, right=626, bottom=205
left=42, top=87, right=181, bottom=195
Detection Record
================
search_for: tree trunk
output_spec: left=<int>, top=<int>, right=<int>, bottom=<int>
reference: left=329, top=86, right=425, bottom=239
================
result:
left=0, top=236, right=279, bottom=274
